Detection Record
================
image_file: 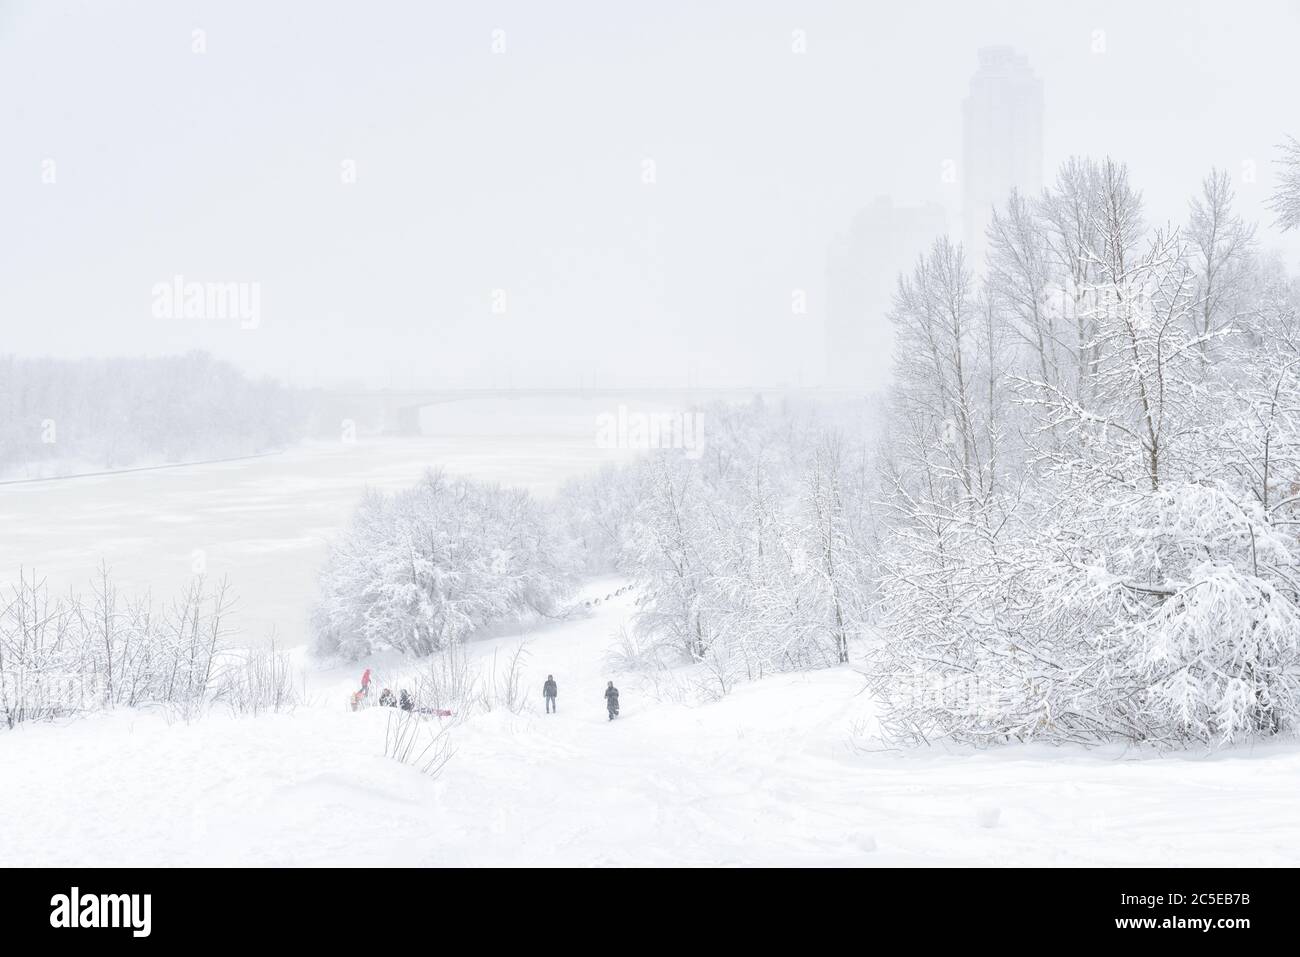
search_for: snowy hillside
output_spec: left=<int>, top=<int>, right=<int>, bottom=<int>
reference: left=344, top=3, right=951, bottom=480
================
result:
left=5, top=577, right=1298, bottom=868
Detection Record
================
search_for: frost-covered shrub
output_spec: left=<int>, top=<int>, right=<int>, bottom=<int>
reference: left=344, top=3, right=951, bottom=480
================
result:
left=605, top=625, right=674, bottom=673
left=214, top=644, right=302, bottom=716
left=1071, top=484, right=1300, bottom=743
left=873, top=483, right=1300, bottom=747
left=311, top=470, right=574, bottom=659
left=383, top=709, right=454, bottom=778
left=0, top=567, right=236, bottom=729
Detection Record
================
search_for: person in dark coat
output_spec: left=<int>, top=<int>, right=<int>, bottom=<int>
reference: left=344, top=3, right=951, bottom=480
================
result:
left=605, top=681, right=619, bottom=720
left=543, top=674, right=558, bottom=713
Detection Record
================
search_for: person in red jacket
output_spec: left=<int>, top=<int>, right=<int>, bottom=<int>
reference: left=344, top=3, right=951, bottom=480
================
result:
left=360, top=668, right=372, bottom=697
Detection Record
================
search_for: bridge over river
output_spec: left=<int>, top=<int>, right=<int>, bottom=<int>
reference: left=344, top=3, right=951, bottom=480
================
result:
left=320, top=386, right=870, bottom=435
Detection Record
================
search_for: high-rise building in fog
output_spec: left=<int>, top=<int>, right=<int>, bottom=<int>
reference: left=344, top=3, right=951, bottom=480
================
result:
left=825, top=197, right=947, bottom=387
left=962, top=46, right=1044, bottom=264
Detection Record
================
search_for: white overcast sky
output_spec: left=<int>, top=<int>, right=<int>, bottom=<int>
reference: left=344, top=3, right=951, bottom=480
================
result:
left=2, top=0, right=1298, bottom=389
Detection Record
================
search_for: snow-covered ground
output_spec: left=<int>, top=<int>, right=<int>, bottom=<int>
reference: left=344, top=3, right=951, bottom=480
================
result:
left=4, top=577, right=1299, bottom=867
left=4, top=397, right=1299, bottom=867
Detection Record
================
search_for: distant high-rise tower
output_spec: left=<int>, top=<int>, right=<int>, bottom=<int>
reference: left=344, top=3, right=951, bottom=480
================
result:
left=962, top=46, right=1044, bottom=264
left=825, top=197, right=947, bottom=387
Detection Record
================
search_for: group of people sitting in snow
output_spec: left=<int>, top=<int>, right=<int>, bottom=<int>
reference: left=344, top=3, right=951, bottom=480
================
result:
left=349, top=668, right=449, bottom=716
left=351, top=667, right=621, bottom=720
left=542, top=674, right=620, bottom=720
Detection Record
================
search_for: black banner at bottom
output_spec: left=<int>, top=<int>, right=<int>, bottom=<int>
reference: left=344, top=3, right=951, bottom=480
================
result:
left=0, top=867, right=1281, bottom=947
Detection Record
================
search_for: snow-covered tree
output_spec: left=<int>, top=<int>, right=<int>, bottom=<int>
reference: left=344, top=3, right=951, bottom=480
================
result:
left=623, top=453, right=721, bottom=663
left=0, top=352, right=306, bottom=476
left=872, top=150, right=1300, bottom=748
left=612, top=400, right=878, bottom=684
left=312, top=470, right=573, bottom=659
left=1186, top=169, right=1257, bottom=347
left=1270, top=134, right=1300, bottom=233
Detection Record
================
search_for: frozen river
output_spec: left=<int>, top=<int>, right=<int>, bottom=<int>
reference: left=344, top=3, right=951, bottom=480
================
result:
left=0, top=398, right=648, bottom=647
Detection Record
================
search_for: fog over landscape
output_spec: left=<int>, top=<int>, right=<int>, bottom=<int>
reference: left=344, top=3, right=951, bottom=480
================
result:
left=3, top=0, right=1298, bottom=388
left=4, top=1, right=1300, bottom=879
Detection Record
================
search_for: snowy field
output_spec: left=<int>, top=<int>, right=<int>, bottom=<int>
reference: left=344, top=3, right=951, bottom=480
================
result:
left=4, top=578, right=1300, bottom=867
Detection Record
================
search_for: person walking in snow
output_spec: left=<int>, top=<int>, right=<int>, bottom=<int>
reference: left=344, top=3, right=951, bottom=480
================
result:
left=543, top=674, right=558, bottom=713
left=605, top=681, right=620, bottom=721
left=360, top=667, right=372, bottom=697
